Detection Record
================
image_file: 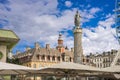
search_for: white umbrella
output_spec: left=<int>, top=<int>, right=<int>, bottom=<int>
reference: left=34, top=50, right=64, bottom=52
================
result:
left=0, top=62, right=37, bottom=75
left=101, top=66, right=120, bottom=79
left=101, top=65, right=120, bottom=73
left=37, top=62, right=104, bottom=77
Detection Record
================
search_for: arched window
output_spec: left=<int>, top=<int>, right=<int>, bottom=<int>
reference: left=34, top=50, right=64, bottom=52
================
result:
left=62, top=53, right=65, bottom=61
left=36, top=54, right=39, bottom=60
left=70, top=57, right=72, bottom=62
left=57, top=56, right=60, bottom=61
left=47, top=55, right=50, bottom=61
left=29, top=64, right=31, bottom=67
left=52, top=56, right=55, bottom=61
left=41, top=55, right=45, bottom=60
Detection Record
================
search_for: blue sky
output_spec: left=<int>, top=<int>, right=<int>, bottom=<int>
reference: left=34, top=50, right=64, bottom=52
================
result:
left=0, top=0, right=119, bottom=54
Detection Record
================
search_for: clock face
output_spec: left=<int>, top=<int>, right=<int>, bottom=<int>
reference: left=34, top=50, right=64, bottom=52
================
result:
left=0, top=51, right=3, bottom=60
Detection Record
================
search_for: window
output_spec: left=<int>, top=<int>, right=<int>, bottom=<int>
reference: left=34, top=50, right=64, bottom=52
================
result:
left=100, top=58, right=101, bottom=61
left=62, top=53, right=65, bottom=61
left=47, top=55, right=50, bottom=61
left=41, top=55, right=45, bottom=60
left=52, top=56, right=55, bottom=61
left=70, top=57, right=72, bottom=62
left=83, top=59, right=85, bottom=62
left=29, top=64, right=31, bottom=67
left=98, top=64, right=99, bottom=68
left=57, top=56, right=60, bottom=61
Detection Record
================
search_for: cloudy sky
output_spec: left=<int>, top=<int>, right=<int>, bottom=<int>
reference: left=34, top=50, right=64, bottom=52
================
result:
left=0, top=0, right=119, bottom=55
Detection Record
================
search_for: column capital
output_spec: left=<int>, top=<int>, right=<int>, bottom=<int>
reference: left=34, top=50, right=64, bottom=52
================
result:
left=73, top=27, right=82, bottom=33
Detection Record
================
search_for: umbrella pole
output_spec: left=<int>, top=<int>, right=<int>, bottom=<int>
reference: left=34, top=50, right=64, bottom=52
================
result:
left=68, top=75, right=70, bottom=80
left=34, top=75, right=36, bottom=80
left=65, top=75, right=69, bottom=80
left=22, top=75, right=25, bottom=80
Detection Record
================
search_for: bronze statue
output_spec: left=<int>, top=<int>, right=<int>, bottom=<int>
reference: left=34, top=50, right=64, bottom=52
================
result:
left=74, top=10, right=80, bottom=27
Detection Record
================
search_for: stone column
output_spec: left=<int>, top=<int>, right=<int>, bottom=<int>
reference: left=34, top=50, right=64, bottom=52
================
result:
left=73, top=11, right=83, bottom=64
left=55, top=56, right=57, bottom=62
left=45, top=56, right=47, bottom=62
left=50, top=56, right=52, bottom=62
left=60, top=57, right=62, bottom=62
left=73, top=28, right=83, bottom=64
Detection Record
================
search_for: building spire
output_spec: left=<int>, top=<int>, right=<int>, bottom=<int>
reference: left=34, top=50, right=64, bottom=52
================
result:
left=58, top=33, right=63, bottom=47
left=58, top=32, right=62, bottom=40
left=74, top=10, right=81, bottom=27
left=56, top=33, right=65, bottom=53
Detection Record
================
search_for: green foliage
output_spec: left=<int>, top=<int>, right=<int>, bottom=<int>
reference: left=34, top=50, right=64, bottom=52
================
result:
left=0, top=51, right=3, bottom=60
left=7, top=58, right=21, bottom=65
left=47, top=76, right=55, bottom=80
left=3, top=76, right=11, bottom=80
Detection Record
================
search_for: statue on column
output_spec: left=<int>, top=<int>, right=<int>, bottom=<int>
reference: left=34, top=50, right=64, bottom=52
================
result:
left=74, top=10, right=80, bottom=27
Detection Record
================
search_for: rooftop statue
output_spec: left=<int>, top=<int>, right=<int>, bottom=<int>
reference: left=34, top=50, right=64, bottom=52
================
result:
left=74, top=10, right=80, bottom=27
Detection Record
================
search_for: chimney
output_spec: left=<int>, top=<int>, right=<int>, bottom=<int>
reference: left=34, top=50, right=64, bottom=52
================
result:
left=35, top=42, right=40, bottom=49
left=25, top=46, right=31, bottom=51
left=46, top=44, right=50, bottom=49
left=16, top=50, right=21, bottom=55
left=71, top=48, right=74, bottom=52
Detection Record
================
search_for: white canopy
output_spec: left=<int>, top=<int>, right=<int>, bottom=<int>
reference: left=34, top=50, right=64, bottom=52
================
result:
left=0, top=62, right=36, bottom=75
left=38, top=62, right=104, bottom=77
left=101, top=49, right=120, bottom=79
left=101, top=65, right=120, bottom=73
left=44, top=62, right=100, bottom=71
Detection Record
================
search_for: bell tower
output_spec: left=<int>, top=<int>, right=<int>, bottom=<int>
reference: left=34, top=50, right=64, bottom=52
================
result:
left=73, top=11, right=83, bottom=64
left=56, top=33, right=65, bottom=53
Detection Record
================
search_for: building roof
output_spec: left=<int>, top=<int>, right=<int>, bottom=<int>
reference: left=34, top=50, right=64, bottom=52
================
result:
left=87, top=49, right=118, bottom=58
left=0, top=29, right=19, bottom=39
left=0, top=29, right=20, bottom=49
left=14, top=46, right=73, bottom=63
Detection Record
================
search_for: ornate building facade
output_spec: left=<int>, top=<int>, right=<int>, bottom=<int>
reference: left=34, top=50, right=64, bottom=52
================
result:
left=14, top=34, right=74, bottom=68
left=86, top=49, right=118, bottom=68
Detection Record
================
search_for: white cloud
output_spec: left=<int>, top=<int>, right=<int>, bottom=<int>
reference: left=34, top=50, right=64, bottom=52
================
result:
left=80, top=7, right=101, bottom=23
left=0, top=0, right=118, bottom=55
left=65, top=1, right=72, bottom=7
left=89, top=7, right=101, bottom=14
left=82, top=14, right=119, bottom=55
